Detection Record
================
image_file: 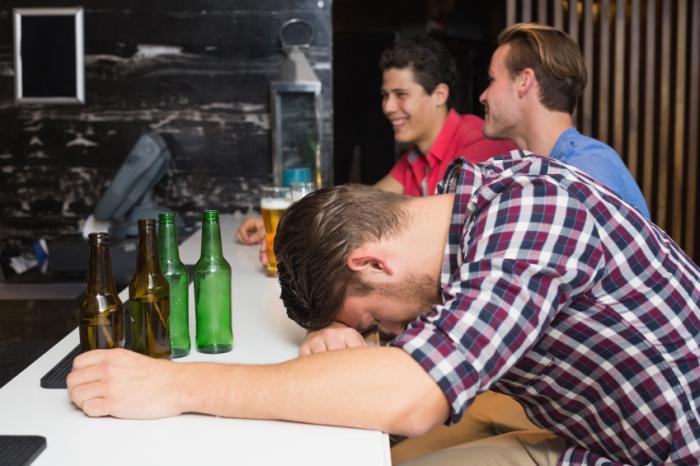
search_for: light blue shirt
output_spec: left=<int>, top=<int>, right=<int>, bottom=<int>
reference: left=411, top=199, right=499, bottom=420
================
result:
left=550, top=127, right=651, bottom=219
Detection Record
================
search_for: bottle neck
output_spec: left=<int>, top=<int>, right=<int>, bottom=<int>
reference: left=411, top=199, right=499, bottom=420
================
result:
left=200, top=220, right=223, bottom=258
left=159, top=222, right=181, bottom=263
left=87, top=242, right=118, bottom=295
left=137, top=226, right=162, bottom=273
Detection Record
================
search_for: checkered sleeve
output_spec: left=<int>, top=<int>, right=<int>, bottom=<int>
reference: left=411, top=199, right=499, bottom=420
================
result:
left=392, top=177, right=607, bottom=424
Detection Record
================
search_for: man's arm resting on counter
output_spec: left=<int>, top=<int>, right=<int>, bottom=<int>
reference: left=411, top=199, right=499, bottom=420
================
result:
left=67, top=346, right=449, bottom=437
left=374, top=174, right=404, bottom=194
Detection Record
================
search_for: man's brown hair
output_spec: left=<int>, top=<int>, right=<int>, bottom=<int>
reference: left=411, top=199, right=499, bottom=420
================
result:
left=275, top=185, right=410, bottom=330
left=498, top=23, right=587, bottom=113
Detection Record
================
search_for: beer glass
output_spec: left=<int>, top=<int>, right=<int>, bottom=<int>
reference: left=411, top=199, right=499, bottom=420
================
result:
left=261, top=186, right=291, bottom=276
left=290, top=181, right=316, bottom=202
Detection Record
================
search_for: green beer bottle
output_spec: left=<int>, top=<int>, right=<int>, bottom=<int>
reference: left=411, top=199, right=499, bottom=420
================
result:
left=79, top=232, right=125, bottom=351
left=158, top=212, right=190, bottom=358
left=194, top=210, right=232, bottom=353
left=129, top=218, right=171, bottom=359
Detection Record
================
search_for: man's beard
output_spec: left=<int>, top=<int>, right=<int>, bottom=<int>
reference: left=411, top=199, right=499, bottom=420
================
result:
left=375, top=272, right=441, bottom=335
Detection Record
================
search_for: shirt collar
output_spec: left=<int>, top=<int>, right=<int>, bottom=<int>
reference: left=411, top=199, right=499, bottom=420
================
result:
left=437, top=150, right=532, bottom=282
left=550, top=127, right=580, bottom=158
left=426, top=109, right=461, bottom=163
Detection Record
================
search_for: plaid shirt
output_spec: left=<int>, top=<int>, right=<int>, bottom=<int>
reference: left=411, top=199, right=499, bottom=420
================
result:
left=391, top=150, right=700, bottom=465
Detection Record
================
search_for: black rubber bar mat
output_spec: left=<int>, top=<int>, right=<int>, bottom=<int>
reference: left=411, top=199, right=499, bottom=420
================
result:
left=39, top=345, right=81, bottom=389
left=0, top=435, right=47, bottom=466
left=40, top=264, right=195, bottom=389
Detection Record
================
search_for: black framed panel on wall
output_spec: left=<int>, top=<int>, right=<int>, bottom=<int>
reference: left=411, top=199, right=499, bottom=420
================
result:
left=13, top=7, right=85, bottom=104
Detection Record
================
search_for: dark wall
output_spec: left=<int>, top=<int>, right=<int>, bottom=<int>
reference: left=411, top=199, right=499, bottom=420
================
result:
left=0, top=1, right=332, bottom=267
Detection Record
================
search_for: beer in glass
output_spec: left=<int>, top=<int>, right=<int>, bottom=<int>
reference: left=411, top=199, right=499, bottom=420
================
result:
left=261, top=186, right=291, bottom=276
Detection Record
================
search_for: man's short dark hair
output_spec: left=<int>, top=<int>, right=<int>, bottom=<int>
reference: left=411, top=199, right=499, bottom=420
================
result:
left=380, top=35, right=458, bottom=108
left=275, top=185, right=410, bottom=330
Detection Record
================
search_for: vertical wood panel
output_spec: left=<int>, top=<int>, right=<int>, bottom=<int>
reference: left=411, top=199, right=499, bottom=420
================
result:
left=582, top=0, right=594, bottom=135
left=672, top=0, right=687, bottom=241
left=538, top=0, right=548, bottom=23
left=522, top=0, right=532, bottom=22
left=567, top=0, right=580, bottom=127
left=568, top=0, right=579, bottom=45
left=553, top=0, right=563, bottom=29
left=507, top=0, right=517, bottom=26
left=613, top=0, right=625, bottom=155
left=687, top=0, right=700, bottom=258
left=509, top=0, right=699, bottom=260
left=627, top=0, right=641, bottom=178
left=598, top=0, right=611, bottom=142
left=643, top=0, right=656, bottom=208
left=657, top=0, right=672, bottom=227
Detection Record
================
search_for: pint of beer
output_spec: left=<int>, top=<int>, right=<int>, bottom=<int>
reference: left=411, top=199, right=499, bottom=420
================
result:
left=261, top=186, right=291, bottom=276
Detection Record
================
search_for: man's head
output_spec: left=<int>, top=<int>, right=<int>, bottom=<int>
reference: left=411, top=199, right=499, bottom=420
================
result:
left=275, top=184, right=438, bottom=333
left=379, top=36, right=456, bottom=151
left=480, top=23, right=587, bottom=139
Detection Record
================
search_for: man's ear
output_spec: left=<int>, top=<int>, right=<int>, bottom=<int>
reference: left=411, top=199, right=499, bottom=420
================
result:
left=347, top=246, right=394, bottom=276
left=517, top=68, right=537, bottom=98
left=432, top=82, right=449, bottom=107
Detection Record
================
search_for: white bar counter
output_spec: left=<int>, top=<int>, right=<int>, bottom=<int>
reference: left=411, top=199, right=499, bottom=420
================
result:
left=0, top=214, right=391, bottom=466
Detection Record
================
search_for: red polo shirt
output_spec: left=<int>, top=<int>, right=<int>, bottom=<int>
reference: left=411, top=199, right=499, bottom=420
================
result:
left=390, top=110, right=515, bottom=196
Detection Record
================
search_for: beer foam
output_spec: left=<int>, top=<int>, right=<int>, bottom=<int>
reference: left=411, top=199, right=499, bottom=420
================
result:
left=261, top=198, right=292, bottom=210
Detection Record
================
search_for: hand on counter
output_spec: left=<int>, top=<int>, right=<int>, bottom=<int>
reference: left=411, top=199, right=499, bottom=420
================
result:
left=235, top=217, right=265, bottom=245
left=67, top=348, right=184, bottom=419
left=299, top=321, right=367, bottom=356
left=235, top=216, right=269, bottom=267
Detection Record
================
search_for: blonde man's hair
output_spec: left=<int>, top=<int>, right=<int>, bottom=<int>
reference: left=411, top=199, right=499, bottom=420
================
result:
left=498, top=23, right=587, bottom=113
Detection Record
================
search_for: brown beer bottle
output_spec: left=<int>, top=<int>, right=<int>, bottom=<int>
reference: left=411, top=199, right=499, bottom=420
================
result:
left=79, top=232, right=125, bottom=351
left=129, top=218, right=171, bottom=359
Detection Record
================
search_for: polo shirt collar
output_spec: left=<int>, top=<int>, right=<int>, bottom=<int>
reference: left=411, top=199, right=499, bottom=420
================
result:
left=425, top=109, right=460, bottom=164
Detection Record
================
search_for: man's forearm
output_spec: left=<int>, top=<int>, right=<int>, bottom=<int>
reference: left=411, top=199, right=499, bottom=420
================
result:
left=178, top=347, right=449, bottom=436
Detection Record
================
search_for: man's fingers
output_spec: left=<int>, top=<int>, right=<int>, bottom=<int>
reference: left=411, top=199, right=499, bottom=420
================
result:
left=66, top=366, right=102, bottom=394
left=348, top=331, right=368, bottom=348
left=81, top=397, right=110, bottom=417
left=69, top=379, right=105, bottom=408
left=236, top=218, right=265, bottom=244
left=259, top=238, right=269, bottom=266
left=71, top=349, right=109, bottom=369
left=306, top=339, right=329, bottom=355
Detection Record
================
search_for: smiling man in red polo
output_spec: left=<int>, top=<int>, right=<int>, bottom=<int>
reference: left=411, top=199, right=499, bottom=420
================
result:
left=374, top=36, right=514, bottom=196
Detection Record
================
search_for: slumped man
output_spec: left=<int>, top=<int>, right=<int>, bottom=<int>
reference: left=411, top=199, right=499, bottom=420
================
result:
left=69, top=149, right=700, bottom=465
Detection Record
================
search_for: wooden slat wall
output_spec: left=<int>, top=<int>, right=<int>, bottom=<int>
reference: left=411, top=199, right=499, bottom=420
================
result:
left=505, top=0, right=700, bottom=262
left=688, top=1, right=700, bottom=259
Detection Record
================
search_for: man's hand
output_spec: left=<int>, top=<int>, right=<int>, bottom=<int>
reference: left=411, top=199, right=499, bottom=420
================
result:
left=235, top=216, right=269, bottom=266
left=235, top=217, right=265, bottom=245
left=258, top=237, right=269, bottom=266
left=299, top=321, right=367, bottom=356
left=66, top=347, right=449, bottom=436
left=67, top=348, right=185, bottom=419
